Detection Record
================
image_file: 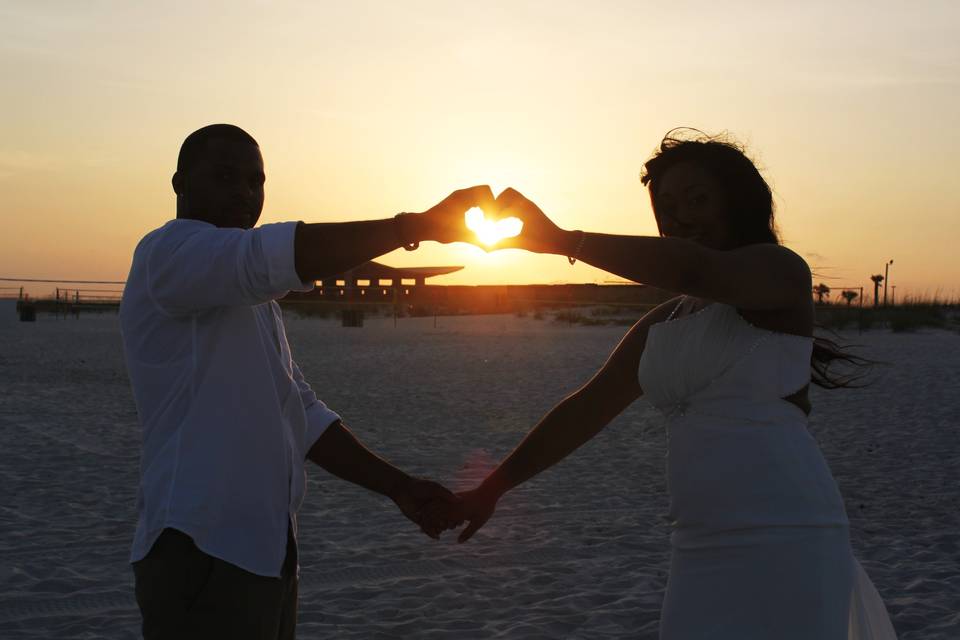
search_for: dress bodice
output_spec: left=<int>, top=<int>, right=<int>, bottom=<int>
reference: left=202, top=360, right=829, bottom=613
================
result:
left=638, top=302, right=812, bottom=420
left=637, top=301, right=849, bottom=544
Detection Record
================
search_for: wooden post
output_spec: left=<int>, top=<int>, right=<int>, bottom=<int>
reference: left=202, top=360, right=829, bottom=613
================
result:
left=883, top=260, right=893, bottom=307
left=858, top=286, right=864, bottom=335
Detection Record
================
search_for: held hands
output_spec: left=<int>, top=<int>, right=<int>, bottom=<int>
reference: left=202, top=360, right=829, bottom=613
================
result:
left=389, top=476, right=463, bottom=540
left=418, top=482, right=501, bottom=543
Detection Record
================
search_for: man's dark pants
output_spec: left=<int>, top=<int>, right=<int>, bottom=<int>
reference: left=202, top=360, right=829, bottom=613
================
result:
left=132, top=528, right=298, bottom=639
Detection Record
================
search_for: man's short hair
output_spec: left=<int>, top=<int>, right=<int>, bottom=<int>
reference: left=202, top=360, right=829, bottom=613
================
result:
left=176, top=124, right=259, bottom=174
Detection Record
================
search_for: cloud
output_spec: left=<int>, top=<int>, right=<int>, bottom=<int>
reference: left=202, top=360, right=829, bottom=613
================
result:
left=0, top=150, right=54, bottom=179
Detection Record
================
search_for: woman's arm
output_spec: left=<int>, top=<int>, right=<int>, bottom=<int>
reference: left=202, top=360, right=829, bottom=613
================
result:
left=494, top=188, right=811, bottom=311
left=454, top=299, right=678, bottom=542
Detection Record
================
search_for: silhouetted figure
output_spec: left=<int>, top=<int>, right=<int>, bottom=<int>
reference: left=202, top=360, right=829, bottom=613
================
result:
left=440, top=130, right=896, bottom=638
left=120, top=124, right=487, bottom=639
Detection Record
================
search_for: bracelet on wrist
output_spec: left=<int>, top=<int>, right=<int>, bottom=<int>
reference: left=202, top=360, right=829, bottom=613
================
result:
left=394, top=213, right=420, bottom=251
left=567, top=231, right=586, bottom=265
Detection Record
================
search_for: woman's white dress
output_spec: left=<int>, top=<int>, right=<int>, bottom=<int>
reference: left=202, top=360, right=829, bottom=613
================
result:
left=637, top=301, right=897, bottom=639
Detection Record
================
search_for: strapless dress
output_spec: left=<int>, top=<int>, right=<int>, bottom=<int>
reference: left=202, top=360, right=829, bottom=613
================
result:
left=637, top=301, right=897, bottom=639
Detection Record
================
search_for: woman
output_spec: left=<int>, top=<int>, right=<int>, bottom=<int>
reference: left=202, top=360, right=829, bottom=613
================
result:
left=446, top=131, right=897, bottom=638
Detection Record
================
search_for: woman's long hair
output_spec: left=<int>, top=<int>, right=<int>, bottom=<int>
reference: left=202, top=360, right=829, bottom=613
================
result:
left=640, top=129, right=872, bottom=389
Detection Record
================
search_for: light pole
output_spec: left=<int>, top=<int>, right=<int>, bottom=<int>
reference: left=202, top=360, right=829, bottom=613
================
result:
left=883, top=259, right=893, bottom=306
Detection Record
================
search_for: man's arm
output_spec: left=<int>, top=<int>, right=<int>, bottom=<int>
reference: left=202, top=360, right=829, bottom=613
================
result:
left=293, top=185, right=494, bottom=282
left=144, top=185, right=493, bottom=316
left=147, top=221, right=308, bottom=315
left=306, top=420, right=458, bottom=539
left=306, top=420, right=407, bottom=497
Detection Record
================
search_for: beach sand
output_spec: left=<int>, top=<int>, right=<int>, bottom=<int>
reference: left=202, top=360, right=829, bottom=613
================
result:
left=0, top=300, right=957, bottom=638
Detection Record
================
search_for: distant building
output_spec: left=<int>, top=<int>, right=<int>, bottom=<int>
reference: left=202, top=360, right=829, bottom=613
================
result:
left=283, top=260, right=463, bottom=303
left=283, top=260, right=674, bottom=315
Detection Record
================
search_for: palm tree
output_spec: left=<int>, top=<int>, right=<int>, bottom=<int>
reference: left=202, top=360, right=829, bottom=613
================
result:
left=841, top=290, right=858, bottom=307
left=813, top=283, right=831, bottom=304
left=870, top=274, right=884, bottom=307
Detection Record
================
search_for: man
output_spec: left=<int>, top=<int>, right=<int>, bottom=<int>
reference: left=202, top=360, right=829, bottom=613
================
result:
left=120, top=124, right=491, bottom=639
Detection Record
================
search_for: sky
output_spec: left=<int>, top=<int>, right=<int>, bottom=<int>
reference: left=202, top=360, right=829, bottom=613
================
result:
left=1, top=0, right=958, bottom=299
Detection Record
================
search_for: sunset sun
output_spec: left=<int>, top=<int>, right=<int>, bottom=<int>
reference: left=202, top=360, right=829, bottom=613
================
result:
left=464, top=207, right=523, bottom=247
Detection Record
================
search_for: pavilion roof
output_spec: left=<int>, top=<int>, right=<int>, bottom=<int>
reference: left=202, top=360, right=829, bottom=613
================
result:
left=338, top=261, right=463, bottom=280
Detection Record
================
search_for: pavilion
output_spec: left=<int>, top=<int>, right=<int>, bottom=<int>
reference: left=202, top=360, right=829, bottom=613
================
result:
left=301, top=261, right=463, bottom=301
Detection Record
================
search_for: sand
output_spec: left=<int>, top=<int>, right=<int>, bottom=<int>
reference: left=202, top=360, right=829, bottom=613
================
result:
left=0, top=299, right=957, bottom=639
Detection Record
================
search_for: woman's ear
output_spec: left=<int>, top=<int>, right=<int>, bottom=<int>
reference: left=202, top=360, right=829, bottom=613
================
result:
left=647, top=189, right=665, bottom=237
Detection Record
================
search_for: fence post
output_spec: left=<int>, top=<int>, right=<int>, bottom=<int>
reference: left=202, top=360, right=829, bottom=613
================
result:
left=858, top=286, right=863, bottom=335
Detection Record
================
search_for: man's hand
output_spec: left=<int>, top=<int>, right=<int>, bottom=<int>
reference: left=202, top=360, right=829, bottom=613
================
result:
left=413, top=185, right=497, bottom=244
left=389, top=476, right=462, bottom=540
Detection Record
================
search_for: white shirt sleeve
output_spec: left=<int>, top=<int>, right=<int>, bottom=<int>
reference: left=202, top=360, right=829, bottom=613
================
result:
left=292, top=359, right=341, bottom=452
left=145, top=220, right=311, bottom=316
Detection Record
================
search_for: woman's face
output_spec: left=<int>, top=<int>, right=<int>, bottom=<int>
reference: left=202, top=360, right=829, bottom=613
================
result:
left=653, top=161, right=731, bottom=249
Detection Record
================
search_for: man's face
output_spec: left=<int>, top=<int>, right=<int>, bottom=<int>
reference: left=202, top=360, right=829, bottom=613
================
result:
left=176, top=138, right=265, bottom=229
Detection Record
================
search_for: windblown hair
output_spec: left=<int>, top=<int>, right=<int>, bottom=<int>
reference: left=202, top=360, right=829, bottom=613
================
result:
left=641, top=128, right=872, bottom=389
left=176, top=124, right=259, bottom=174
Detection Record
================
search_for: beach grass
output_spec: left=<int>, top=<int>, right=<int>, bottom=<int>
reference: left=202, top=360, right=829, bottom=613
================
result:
left=816, top=297, right=960, bottom=333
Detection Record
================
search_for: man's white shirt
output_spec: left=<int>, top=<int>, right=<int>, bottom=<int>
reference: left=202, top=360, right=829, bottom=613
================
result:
left=120, top=219, right=340, bottom=577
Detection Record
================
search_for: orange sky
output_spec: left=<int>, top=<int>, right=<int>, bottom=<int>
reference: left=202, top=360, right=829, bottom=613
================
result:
left=2, top=1, right=958, bottom=299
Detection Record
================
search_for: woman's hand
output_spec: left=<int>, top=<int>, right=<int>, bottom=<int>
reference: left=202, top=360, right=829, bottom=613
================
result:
left=491, top=188, right=575, bottom=254
left=454, top=483, right=503, bottom=543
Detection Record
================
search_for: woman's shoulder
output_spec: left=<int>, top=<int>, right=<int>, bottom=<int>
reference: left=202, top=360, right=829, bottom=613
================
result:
left=736, top=301, right=814, bottom=338
left=735, top=243, right=811, bottom=279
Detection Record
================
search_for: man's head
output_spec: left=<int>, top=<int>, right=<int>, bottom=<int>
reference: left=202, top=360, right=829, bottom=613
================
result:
left=172, top=124, right=265, bottom=229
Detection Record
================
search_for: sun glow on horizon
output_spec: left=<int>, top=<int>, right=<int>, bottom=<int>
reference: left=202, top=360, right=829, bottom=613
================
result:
left=1, top=3, right=957, bottom=297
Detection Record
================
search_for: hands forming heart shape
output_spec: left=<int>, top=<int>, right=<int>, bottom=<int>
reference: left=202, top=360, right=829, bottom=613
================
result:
left=421, top=185, right=568, bottom=255
left=465, top=207, right=523, bottom=247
